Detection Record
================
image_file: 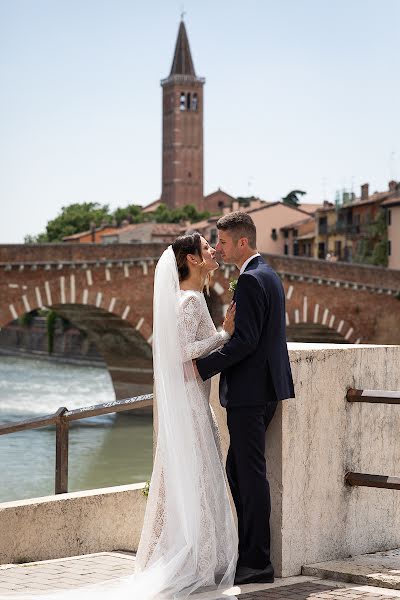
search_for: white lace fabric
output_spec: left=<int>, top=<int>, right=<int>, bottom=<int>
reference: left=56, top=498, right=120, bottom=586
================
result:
left=3, top=247, right=238, bottom=600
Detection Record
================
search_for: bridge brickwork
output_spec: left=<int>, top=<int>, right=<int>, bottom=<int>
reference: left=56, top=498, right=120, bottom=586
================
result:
left=0, top=243, right=399, bottom=397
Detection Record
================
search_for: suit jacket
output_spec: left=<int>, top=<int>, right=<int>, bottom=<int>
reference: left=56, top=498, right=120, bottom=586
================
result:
left=196, top=256, right=295, bottom=408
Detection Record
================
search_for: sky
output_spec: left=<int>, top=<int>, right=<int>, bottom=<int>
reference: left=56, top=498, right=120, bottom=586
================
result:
left=1, top=0, right=399, bottom=243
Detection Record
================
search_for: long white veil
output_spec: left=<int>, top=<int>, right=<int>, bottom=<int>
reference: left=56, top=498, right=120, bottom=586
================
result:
left=0, top=246, right=237, bottom=600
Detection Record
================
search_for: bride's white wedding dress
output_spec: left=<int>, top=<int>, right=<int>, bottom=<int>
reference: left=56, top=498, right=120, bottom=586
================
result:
left=2, top=247, right=238, bottom=600
left=137, top=289, right=235, bottom=576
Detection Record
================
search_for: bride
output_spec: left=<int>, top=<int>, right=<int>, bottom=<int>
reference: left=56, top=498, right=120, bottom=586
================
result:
left=3, top=233, right=238, bottom=600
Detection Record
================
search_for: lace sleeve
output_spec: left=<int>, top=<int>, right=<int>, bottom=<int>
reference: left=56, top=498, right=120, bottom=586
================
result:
left=180, top=294, right=230, bottom=361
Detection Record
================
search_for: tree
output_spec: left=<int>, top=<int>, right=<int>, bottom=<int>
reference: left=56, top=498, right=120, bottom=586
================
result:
left=27, top=202, right=112, bottom=242
left=113, top=204, right=144, bottom=225
left=24, top=201, right=211, bottom=242
left=353, top=210, right=388, bottom=267
left=282, top=190, right=306, bottom=207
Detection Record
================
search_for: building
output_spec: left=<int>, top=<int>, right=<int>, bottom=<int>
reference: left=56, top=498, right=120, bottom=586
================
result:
left=160, top=20, right=205, bottom=211
left=63, top=225, right=119, bottom=243
left=382, top=183, right=400, bottom=270
left=280, top=216, right=315, bottom=257
left=313, top=182, right=400, bottom=263
left=101, top=222, right=186, bottom=244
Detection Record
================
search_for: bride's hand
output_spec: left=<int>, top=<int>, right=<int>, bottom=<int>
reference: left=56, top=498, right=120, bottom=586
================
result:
left=223, top=302, right=236, bottom=336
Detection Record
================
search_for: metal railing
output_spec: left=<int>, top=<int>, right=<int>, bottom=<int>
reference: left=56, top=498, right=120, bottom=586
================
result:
left=0, top=394, right=154, bottom=495
left=345, top=388, right=400, bottom=490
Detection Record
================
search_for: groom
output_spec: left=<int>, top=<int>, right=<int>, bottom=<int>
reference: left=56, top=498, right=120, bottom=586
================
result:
left=195, top=211, right=294, bottom=585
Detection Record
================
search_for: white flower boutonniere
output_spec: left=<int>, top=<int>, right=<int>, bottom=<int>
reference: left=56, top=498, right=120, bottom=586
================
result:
left=228, top=279, right=238, bottom=294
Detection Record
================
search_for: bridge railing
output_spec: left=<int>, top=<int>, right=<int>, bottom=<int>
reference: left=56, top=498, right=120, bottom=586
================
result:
left=0, top=394, right=154, bottom=495
left=345, top=388, right=400, bottom=491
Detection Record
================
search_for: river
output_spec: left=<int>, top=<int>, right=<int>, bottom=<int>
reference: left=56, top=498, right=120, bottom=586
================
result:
left=0, top=357, right=153, bottom=503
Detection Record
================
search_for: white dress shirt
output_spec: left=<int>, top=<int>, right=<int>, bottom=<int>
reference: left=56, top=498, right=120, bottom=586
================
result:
left=239, top=253, right=261, bottom=275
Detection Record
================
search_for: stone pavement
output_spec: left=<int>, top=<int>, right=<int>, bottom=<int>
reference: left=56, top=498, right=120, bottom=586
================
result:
left=303, top=549, right=400, bottom=591
left=1, top=551, right=400, bottom=599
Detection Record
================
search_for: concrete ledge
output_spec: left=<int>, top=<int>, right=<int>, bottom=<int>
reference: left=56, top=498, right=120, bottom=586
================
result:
left=0, top=483, right=147, bottom=565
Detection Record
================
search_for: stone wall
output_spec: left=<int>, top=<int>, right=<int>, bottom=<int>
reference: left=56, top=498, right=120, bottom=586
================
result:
left=1, top=344, right=399, bottom=572
left=0, top=484, right=147, bottom=565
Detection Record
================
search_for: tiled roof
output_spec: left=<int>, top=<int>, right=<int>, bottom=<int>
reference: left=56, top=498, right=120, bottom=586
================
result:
left=281, top=216, right=315, bottom=230
left=298, top=203, right=323, bottom=214
left=63, top=225, right=117, bottom=241
left=247, top=201, right=312, bottom=217
left=142, top=199, right=161, bottom=213
left=381, top=195, right=400, bottom=208
left=152, top=223, right=186, bottom=235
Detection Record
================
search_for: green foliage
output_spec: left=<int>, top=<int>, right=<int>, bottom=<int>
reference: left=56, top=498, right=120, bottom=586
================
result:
left=18, top=311, right=36, bottom=327
left=142, top=481, right=150, bottom=497
left=151, top=203, right=210, bottom=224
left=353, top=210, right=388, bottom=267
left=113, top=204, right=143, bottom=225
left=25, top=201, right=211, bottom=243
left=282, top=190, right=306, bottom=207
left=46, top=310, right=58, bottom=355
left=46, top=203, right=112, bottom=242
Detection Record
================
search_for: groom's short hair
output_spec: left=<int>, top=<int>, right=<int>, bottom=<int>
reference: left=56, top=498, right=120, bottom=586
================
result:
left=216, top=211, right=257, bottom=248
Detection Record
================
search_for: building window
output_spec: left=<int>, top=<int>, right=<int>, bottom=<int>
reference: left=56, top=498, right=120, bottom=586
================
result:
left=334, top=240, right=342, bottom=260
left=192, top=93, right=198, bottom=110
left=187, top=92, right=191, bottom=110
left=293, top=240, right=299, bottom=256
left=283, top=229, right=289, bottom=239
left=388, top=240, right=391, bottom=256
left=318, top=242, right=326, bottom=259
left=180, top=92, right=186, bottom=111
left=271, top=228, right=277, bottom=241
left=284, top=243, right=289, bottom=255
left=318, top=217, right=327, bottom=234
left=188, top=171, right=192, bottom=178
left=388, top=209, right=391, bottom=226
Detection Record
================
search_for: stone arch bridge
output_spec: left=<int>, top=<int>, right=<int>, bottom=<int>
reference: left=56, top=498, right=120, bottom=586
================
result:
left=0, top=243, right=399, bottom=398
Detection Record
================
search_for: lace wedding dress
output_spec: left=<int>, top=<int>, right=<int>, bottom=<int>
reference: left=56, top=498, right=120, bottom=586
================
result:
left=2, top=247, right=238, bottom=600
left=136, top=289, right=234, bottom=574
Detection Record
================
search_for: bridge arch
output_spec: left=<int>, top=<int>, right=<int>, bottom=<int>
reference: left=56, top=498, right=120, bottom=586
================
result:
left=283, top=281, right=362, bottom=344
left=0, top=264, right=156, bottom=400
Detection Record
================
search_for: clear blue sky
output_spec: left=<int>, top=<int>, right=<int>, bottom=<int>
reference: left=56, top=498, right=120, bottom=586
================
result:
left=1, top=0, right=399, bottom=243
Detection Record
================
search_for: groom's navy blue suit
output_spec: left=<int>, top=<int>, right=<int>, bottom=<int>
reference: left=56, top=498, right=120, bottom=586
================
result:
left=197, top=255, right=294, bottom=570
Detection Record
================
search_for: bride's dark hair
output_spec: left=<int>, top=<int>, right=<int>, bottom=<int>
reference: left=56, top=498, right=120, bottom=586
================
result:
left=172, top=232, right=204, bottom=282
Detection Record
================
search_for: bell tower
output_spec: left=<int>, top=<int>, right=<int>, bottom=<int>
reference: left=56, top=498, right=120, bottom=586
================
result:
left=161, top=20, right=205, bottom=210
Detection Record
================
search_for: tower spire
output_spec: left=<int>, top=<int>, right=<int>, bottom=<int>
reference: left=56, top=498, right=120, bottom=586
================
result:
left=169, top=20, right=196, bottom=77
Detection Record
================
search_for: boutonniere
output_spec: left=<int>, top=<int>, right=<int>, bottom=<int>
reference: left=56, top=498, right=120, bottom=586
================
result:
left=228, top=278, right=238, bottom=294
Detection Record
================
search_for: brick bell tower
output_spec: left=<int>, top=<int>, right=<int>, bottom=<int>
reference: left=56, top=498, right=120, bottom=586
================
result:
left=161, top=20, right=205, bottom=211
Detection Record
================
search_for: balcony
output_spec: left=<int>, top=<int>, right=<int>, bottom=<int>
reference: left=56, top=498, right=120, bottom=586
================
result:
left=327, top=223, right=360, bottom=235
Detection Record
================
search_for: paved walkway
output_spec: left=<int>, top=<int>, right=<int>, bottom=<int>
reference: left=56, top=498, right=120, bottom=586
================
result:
left=303, top=549, right=400, bottom=590
left=1, top=551, right=400, bottom=599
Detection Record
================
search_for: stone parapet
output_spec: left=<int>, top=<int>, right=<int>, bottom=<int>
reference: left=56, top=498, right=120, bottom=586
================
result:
left=0, top=484, right=147, bottom=565
left=1, top=344, right=399, bottom=574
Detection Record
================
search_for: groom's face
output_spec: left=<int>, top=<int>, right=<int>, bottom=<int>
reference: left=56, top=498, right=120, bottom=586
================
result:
left=216, top=230, right=241, bottom=264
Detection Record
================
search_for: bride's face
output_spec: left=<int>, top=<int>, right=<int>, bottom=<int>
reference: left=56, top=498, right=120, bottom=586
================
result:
left=200, top=237, right=219, bottom=272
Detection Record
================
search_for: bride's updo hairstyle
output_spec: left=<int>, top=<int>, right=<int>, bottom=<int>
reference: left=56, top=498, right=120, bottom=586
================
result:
left=172, top=232, right=205, bottom=282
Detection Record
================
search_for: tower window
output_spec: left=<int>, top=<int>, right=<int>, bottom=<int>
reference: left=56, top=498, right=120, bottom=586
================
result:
left=180, top=92, right=186, bottom=111
left=188, top=171, right=192, bottom=178
left=192, top=93, right=198, bottom=111
left=187, top=92, right=191, bottom=110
